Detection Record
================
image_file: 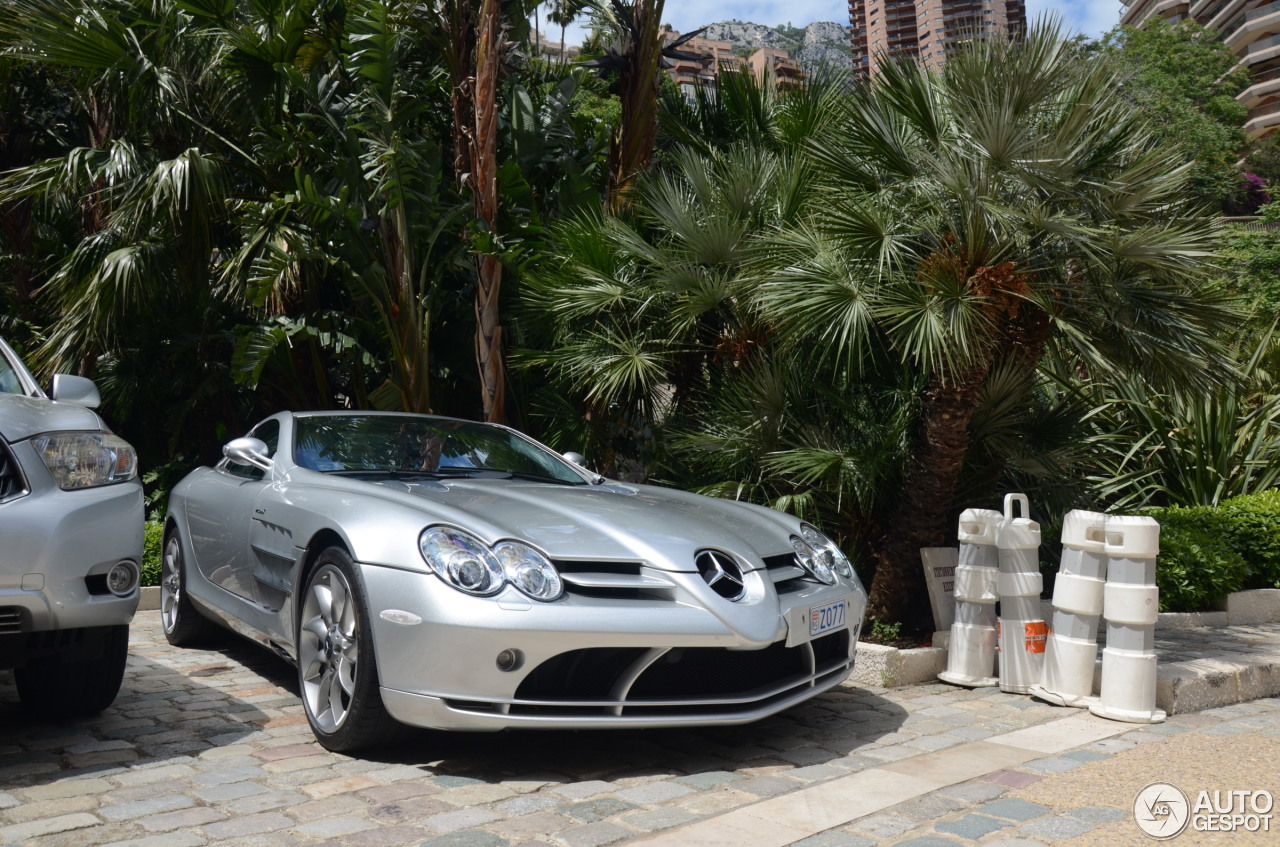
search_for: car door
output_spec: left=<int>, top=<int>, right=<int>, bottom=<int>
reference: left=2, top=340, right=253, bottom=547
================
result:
left=183, top=420, right=280, bottom=602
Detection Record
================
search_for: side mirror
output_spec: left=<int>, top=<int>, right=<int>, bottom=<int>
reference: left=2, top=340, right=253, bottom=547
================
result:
left=224, top=437, right=273, bottom=472
left=50, top=374, right=101, bottom=409
left=562, top=451, right=588, bottom=468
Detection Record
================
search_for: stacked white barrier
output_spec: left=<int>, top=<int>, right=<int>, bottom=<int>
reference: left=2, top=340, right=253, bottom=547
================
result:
left=938, top=508, right=1002, bottom=687
left=996, top=494, right=1046, bottom=694
left=1030, top=510, right=1108, bottom=707
left=1090, top=516, right=1165, bottom=723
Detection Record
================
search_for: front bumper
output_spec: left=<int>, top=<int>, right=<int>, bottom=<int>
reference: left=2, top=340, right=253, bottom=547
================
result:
left=361, top=560, right=866, bottom=731
left=0, top=445, right=142, bottom=643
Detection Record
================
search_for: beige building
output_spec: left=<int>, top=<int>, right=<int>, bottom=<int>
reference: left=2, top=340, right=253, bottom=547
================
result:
left=747, top=47, right=806, bottom=90
left=663, top=29, right=805, bottom=101
left=664, top=32, right=742, bottom=102
left=1121, top=0, right=1280, bottom=138
left=849, top=0, right=1026, bottom=76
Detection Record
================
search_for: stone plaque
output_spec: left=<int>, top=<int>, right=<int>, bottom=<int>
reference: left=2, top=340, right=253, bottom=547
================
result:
left=921, top=547, right=959, bottom=632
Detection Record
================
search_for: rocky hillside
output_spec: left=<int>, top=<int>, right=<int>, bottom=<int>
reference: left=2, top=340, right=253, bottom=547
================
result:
left=697, top=20, right=854, bottom=72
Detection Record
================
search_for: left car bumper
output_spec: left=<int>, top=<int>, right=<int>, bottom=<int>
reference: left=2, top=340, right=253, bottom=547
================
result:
left=0, top=452, right=142, bottom=642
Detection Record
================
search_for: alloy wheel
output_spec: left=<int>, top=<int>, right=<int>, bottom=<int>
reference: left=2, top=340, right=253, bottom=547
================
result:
left=298, top=564, right=360, bottom=733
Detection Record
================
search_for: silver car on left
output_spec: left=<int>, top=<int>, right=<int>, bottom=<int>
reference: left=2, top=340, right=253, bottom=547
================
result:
left=0, top=337, right=142, bottom=716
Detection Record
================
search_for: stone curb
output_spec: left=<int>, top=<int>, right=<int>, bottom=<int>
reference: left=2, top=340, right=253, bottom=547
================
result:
left=859, top=590, right=1280, bottom=717
left=138, top=585, right=160, bottom=611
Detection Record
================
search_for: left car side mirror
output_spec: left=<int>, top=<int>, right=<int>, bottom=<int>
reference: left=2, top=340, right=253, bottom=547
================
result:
left=224, top=437, right=273, bottom=472
left=49, top=374, right=101, bottom=409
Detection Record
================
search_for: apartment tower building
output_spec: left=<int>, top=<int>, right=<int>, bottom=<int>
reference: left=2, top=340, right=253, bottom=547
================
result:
left=848, top=0, right=1026, bottom=76
left=1121, top=0, right=1280, bottom=138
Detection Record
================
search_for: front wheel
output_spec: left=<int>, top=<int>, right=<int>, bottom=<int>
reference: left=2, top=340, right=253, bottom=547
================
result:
left=160, top=530, right=216, bottom=646
left=15, top=624, right=129, bottom=717
left=297, top=547, right=404, bottom=752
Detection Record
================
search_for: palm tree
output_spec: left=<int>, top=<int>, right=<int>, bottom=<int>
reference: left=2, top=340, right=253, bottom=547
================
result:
left=0, top=0, right=464, bottom=435
left=546, top=0, right=588, bottom=58
left=579, top=0, right=705, bottom=210
left=518, top=140, right=816, bottom=470
left=758, top=22, right=1240, bottom=626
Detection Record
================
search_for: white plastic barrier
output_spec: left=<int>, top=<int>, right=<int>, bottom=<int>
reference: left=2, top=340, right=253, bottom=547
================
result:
left=1090, top=516, right=1165, bottom=723
left=996, top=494, right=1045, bottom=694
left=938, top=508, right=1002, bottom=687
left=1031, top=510, right=1108, bottom=708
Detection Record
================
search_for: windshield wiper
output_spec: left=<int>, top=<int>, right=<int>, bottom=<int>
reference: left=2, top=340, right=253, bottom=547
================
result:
left=490, top=469, right=580, bottom=485
left=329, top=467, right=580, bottom=485
left=329, top=469, right=464, bottom=480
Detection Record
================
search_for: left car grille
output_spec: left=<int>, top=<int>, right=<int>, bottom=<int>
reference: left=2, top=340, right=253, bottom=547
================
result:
left=0, top=607, right=24, bottom=634
left=0, top=440, right=27, bottom=503
left=552, top=560, right=676, bottom=601
left=482, top=629, right=853, bottom=719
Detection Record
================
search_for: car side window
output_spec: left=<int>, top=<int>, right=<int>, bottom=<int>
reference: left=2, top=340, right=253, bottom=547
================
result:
left=0, top=353, right=21, bottom=395
left=225, top=420, right=280, bottom=481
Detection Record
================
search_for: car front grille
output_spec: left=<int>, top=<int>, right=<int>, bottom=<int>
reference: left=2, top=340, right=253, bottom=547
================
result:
left=762, top=552, right=811, bottom=594
left=475, top=629, right=853, bottom=719
left=0, top=607, right=24, bottom=634
left=552, top=561, right=677, bottom=601
left=0, top=440, right=27, bottom=503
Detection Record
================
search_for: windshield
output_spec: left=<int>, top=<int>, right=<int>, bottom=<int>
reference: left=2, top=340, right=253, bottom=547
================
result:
left=293, top=415, right=587, bottom=485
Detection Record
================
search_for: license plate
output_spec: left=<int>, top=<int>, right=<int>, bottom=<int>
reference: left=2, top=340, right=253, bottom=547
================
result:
left=809, top=599, right=847, bottom=638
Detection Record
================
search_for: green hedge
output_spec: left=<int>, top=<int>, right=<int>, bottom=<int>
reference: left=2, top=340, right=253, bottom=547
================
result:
left=1145, top=491, right=1280, bottom=612
left=1220, top=489, right=1280, bottom=590
left=141, top=520, right=164, bottom=588
left=1146, top=506, right=1250, bottom=612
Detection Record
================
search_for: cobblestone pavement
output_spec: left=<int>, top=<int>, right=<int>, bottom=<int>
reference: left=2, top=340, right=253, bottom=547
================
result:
left=1, top=613, right=1278, bottom=847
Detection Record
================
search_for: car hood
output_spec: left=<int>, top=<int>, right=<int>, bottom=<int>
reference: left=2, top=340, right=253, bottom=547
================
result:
left=0, top=394, right=105, bottom=442
left=369, top=478, right=795, bottom=571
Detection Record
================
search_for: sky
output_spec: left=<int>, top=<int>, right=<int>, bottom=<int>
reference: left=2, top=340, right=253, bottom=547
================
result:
left=538, top=0, right=1121, bottom=51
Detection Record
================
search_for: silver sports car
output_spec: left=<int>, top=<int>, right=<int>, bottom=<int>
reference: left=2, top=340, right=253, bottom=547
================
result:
left=164, top=411, right=867, bottom=751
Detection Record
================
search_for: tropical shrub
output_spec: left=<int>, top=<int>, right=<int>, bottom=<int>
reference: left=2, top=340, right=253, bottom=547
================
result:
left=1086, top=337, right=1280, bottom=510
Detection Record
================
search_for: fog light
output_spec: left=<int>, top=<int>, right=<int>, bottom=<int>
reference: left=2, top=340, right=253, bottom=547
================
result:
left=495, top=649, right=522, bottom=672
left=106, top=561, right=139, bottom=597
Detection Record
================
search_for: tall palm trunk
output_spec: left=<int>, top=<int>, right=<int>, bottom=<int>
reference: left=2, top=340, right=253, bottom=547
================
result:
left=472, top=0, right=506, bottom=423
left=606, top=0, right=665, bottom=212
left=445, top=1, right=475, bottom=187
left=866, top=359, right=993, bottom=628
left=867, top=263, right=1051, bottom=627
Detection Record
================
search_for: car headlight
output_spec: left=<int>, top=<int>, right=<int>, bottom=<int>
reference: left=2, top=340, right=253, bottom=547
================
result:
left=31, top=432, right=138, bottom=490
left=419, top=528, right=563, bottom=601
left=493, top=541, right=563, bottom=601
left=799, top=523, right=856, bottom=581
left=791, top=535, right=835, bottom=585
left=419, top=527, right=505, bottom=596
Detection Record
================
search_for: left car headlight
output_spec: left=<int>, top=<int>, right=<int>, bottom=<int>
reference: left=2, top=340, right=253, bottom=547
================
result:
left=419, top=527, right=563, bottom=601
left=31, top=433, right=138, bottom=490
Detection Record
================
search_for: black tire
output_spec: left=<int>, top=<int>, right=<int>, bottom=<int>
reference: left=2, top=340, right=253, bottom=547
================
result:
left=297, top=546, right=404, bottom=752
left=15, top=624, right=129, bottom=717
left=160, top=530, right=217, bottom=646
